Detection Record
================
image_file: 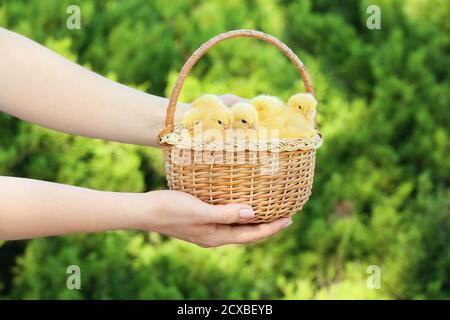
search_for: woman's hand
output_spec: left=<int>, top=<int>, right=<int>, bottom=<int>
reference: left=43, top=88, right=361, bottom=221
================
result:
left=0, top=178, right=292, bottom=243
left=0, top=28, right=251, bottom=148
left=143, top=190, right=292, bottom=247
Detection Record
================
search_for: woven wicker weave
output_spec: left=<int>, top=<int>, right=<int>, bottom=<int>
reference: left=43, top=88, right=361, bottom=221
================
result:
left=158, top=29, right=322, bottom=223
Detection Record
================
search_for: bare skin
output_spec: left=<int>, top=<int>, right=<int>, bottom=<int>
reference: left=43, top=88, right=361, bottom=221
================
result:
left=0, top=28, right=291, bottom=245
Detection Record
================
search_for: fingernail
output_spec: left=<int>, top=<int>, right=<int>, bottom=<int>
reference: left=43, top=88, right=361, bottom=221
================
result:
left=239, top=208, right=255, bottom=219
left=282, top=219, right=293, bottom=229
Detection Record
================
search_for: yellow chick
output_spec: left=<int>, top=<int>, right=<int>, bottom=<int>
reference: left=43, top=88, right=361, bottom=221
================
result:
left=250, top=95, right=285, bottom=123
left=182, top=94, right=233, bottom=142
left=230, top=102, right=259, bottom=140
left=230, top=102, right=259, bottom=130
left=249, top=94, right=316, bottom=139
left=287, top=93, right=317, bottom=126
left=281, top=112, right=317, bottom=139
left=249, top=95, right=286, bottom=140
left=191, top=94, right=225, bottom=110
left=249, top=95, right=287, bottom=139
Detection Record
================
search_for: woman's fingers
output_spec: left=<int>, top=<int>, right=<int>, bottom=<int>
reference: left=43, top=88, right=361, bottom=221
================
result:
left=171, top=192, right=292, bottom=247
left=199, top=203, right=257, bottom=224
left=228, top=218, right=292, bottom=244
left=201, top=217, right=292, bottom=247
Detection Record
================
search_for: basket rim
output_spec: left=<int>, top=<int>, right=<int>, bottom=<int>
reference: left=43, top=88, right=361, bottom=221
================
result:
left=160, top=123, right=323, bottom=152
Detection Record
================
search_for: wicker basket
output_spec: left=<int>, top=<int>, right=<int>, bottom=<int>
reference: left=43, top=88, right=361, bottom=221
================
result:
left=158, top=29, right=323, bottom=223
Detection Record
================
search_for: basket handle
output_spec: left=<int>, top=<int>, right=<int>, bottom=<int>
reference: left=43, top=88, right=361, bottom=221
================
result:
left=158, top=29, right=314, bottom=142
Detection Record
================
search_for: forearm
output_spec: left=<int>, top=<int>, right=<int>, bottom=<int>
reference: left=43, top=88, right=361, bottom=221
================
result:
left=0, top=176, right=155, bottom=240
left=0, top=27, right=189, bottom=147
left=0, top=176, right=291, bottom=245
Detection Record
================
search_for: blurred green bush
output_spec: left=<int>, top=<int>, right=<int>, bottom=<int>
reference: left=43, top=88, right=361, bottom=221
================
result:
left=0, top=0, right=448, bottom=299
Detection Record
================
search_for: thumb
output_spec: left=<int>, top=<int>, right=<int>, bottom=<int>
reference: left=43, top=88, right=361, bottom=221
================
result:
left=202, top=203, right=255, bottom=224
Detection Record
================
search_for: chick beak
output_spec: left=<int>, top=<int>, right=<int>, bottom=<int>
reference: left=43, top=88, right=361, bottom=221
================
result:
left=224, top=123, right=232, bottom=129
left=249, top=124, right=256, bottom=130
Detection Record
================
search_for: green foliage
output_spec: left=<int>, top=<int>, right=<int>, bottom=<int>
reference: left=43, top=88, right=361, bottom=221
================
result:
left=0, top=0, right=449, bottom=299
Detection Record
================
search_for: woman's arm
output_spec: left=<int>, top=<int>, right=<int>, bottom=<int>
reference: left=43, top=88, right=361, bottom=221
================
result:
left=0, top=27, right=189, bottom=147
left=0, top=29, right=286, bottom=246
left=0, top=177, right=291, bottom=246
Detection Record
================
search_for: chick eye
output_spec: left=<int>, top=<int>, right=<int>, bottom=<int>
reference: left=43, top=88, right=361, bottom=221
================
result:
left=298, top=105, right=302, bottom=110
left=217, top=120, right=223, bottom=125
left=241, top=119, right=247, bottom=124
